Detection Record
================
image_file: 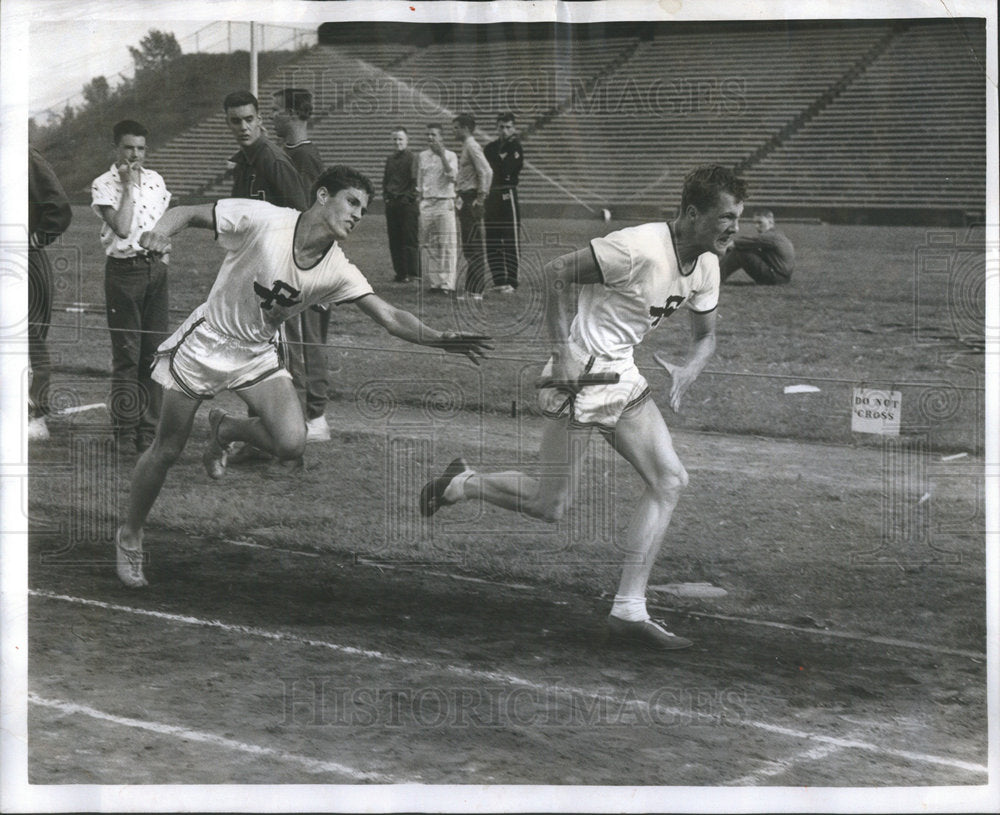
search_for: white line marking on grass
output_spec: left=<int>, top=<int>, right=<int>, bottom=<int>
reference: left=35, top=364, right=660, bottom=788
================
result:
left=221, top=539, right=320, bottom=557
left=32, top=590, right=989, bottom=777
left=646, top=603, right=986, bottom=661
left=354, top=558, right=534, bottom=589
left=355, top=559, right=985, bottom=661
left=724, top=743, right=843, bottom=786
left=29, top=693, right=387, bottom=781
left=55, top=403, right=106, bottom=416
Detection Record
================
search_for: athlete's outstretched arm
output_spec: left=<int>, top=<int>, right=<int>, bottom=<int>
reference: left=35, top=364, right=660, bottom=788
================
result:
left=353, top=294, right=492, bottom=365
left=138, top=203, right=216, bottom=255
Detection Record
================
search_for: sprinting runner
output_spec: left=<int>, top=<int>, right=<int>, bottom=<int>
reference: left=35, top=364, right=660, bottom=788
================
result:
left=115, top=165, right=491, bottom=587
left=422, top=165, right=746, bottom=651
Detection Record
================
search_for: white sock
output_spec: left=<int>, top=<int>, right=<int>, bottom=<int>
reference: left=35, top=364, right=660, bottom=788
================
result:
left=443, top=470, right=473, bottom=503
left=610, top=595, right=649, bottom=622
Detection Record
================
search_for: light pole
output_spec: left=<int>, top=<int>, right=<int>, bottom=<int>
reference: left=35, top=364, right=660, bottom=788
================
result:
left=249, top=21, right=259, bottom=98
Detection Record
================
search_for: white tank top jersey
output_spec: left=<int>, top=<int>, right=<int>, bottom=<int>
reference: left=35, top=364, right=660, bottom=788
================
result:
left=572, top=222, right=720, bottom=362
left=200, top=198, right=374, bottom=343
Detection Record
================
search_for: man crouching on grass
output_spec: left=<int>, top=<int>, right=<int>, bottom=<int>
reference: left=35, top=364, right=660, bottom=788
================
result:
left=114, top=165, right=491, bottom=588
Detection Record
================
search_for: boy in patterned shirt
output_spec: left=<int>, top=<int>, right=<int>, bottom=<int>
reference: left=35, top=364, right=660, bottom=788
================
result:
left=422, top=165, right=747, bottom=651
left=92, top=120, right=173, bottom=452
left=114, top=165, right=491, bottom=587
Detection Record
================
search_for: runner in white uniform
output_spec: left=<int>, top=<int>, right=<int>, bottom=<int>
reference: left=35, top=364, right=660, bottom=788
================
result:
left=152, top=197, right=374, bottom=399
left=114, top=165, right=491, bottom=588
left=422, top=165, right=746, bottom=651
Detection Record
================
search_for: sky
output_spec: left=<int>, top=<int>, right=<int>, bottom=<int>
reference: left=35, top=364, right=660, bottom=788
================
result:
left=28, top=18, right=290, bottom=120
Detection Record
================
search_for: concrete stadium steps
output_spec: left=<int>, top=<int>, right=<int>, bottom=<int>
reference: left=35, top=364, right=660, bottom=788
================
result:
left=150, top=43, right=419, bottom=199
left=746, top=22, right=987, bottom=210
left=198, top=38, right=638, bottom=204
left=515, top=23, right=893, bottom=207
left=146, top=22, right=985, bottom=216
left=397, top=37, right=636, bottom=127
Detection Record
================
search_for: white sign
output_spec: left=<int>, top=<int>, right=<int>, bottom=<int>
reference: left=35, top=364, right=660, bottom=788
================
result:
left=851, top=388, right=902, bottom=436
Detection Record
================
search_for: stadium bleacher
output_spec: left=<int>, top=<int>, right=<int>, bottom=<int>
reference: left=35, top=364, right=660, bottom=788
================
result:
left=746, top=20, right=986, bottom=216
left=149, top=19, right=987, bottom=222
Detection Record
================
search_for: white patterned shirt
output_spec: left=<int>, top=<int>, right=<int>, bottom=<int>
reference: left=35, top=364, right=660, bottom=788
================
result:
left=574, top=222, right=720, bottom=362
left=200, top=198, right=374, bottom=343
left=91, top=163, right=172, bottom=258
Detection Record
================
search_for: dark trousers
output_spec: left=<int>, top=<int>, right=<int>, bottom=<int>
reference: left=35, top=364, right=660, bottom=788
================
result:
left=282, top=307, right=331, bottom=421
left=457, top=192, right=489, bottom=295
left=485, top=187, right=521, bottom=288
left=104, top=255, right=169, bottom=441
left=385, top=199, right=420, bottom=280
left=720, top=249, right=790, bottom=285
left=28, top=247, right=53, bottom=417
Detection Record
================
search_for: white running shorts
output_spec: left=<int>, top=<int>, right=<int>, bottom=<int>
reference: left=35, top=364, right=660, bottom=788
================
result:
left=537, top=342, right=650, bottom=428
left=151, top=308, right=290, bottom=399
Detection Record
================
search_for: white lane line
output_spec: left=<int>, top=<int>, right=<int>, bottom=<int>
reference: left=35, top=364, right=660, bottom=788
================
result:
left=221, top=539, right=320, bottom=557
left=724, top=743, right=843, bottom=786
left=216, top=525, right=982, bottom=661
left=55, top=403, right=107, bottom=416
left=646, top=603, right=986, bottom=661
left=31, top=590, right=989, bottom=777
left=354, top=556, right=984, bottom=660
left=353, top=558, right=534, bottom=589
left=29, top=693, right=387, bottom=781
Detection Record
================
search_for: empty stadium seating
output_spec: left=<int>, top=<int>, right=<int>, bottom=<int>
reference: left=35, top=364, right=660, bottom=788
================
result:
left=149, top=19, right=987, bottom=219
left=746, top=21, right=986, bottom=212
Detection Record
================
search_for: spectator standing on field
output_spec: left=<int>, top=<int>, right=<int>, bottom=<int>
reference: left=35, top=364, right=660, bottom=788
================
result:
left=484, top=112, right=524, bottom=293
left=270, top=87, right=332, bottom=443
left=91, top=119, right=172, bottom=453
left=226, top=90, right=308, bottom=210
left=452, top=114, right=492, bottom=300
left=416, top=123, right=459, bottom=295
left=27, top=147, right=73, bottom=442
left=382, top=127, right=420, bottom=283
left=720, top=209, right=795, bottom=285
left=271, top=87, right=325, bottom=198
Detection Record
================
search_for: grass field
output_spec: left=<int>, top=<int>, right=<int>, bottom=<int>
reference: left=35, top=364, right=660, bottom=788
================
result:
left=42, top=206, right=985, bottom=450
left=23, top=206, right=990, bottom=790
left=29, top=206, right=987, bottom=630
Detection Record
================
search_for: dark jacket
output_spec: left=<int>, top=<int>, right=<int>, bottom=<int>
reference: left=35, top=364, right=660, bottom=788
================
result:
left=484, top=137, right=524, bottom=189
left=29, top=147, right=72, bottom=248
left=230, top=137, right=309, bottom=211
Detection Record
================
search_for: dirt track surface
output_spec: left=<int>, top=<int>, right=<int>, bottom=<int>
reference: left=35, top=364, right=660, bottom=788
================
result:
left=26, top=405, right=988, bottom=788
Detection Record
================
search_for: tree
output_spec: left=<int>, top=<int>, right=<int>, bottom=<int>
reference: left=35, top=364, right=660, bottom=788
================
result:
left=128, top=30, right=182, bottom=76
left=83, top=75, right=111, bottom=109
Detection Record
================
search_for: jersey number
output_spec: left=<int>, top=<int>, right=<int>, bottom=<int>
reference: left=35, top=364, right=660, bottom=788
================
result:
left=649, top=296, right=686, bottom=326
left=254, top=280, right=302, bottom=310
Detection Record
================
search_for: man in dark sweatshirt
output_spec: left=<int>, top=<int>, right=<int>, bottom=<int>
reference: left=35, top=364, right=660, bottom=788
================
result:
left=720, top=209, right=795, bottom=285
left=28, top=147, right=73, bottom=441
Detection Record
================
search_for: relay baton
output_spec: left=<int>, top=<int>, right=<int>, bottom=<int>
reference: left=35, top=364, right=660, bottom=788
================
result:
left=535, top=372, right=621, bottom=389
